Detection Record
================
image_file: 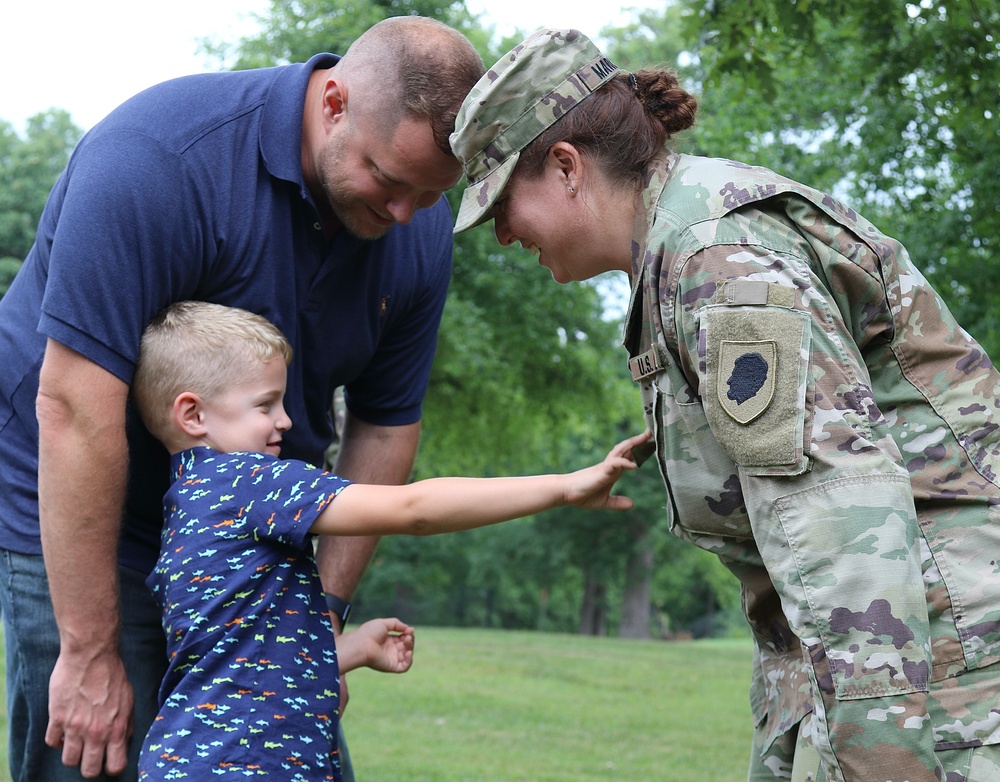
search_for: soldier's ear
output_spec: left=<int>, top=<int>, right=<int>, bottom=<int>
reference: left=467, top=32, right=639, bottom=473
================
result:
left=547, top=141, right=583, bottom=194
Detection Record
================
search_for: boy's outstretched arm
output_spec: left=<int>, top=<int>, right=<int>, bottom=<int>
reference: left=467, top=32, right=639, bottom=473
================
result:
left=336, top=618, right=415, bottom=676
left=312, top=430, right=651, bottom=538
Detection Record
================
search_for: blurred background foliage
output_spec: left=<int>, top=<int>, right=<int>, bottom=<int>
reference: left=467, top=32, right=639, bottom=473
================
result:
left=2, top=0, right=996, bottom=640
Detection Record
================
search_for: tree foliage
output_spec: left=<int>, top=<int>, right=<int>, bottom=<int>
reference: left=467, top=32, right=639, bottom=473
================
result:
left=675, top=0, right=1000, bottom=356
left=202, top=0, right=493, bottom=68
left=0, top=110, right=82, bottom=295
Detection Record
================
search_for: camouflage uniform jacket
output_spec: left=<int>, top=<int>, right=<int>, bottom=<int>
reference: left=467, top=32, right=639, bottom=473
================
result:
left=623, top=152, right=1000, bottom=781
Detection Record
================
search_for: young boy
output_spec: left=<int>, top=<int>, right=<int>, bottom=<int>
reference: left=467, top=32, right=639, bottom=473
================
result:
left=131, top=301, right=649, bottom=781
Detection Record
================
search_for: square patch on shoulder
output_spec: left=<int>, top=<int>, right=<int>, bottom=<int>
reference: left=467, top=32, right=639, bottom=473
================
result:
left=703, top=305, right=809, bottom=470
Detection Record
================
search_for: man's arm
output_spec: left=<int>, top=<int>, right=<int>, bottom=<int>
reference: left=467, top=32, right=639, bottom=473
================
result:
left=314, top=411, right=421, bottom=626
left=36, top=339, right=134, bottom=778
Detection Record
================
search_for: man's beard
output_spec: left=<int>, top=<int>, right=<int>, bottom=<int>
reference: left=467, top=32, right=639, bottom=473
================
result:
left=318, top=138, right=393, bottom=241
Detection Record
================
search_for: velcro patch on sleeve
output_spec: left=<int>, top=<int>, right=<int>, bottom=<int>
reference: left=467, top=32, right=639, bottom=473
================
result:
left=703, top=305, right=810, bottom=470
left=716, top=279, right=796, bottom=308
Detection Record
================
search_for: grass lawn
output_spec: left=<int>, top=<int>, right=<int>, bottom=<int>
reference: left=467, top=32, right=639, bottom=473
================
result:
left=0, top=628, right=754, bottom=781
left=344, top=628, right=754, bottom=781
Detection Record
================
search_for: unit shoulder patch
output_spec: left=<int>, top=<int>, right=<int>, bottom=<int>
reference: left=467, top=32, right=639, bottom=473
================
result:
left=718, top=341, right=776, bottom=424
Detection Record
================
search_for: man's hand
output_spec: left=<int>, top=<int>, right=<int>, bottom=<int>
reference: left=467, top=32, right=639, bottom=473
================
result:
left=45, top=650, right=133, bottom=778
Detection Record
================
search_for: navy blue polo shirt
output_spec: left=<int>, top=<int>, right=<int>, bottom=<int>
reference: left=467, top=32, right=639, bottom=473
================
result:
left=0, top=54, right=453, bottom=572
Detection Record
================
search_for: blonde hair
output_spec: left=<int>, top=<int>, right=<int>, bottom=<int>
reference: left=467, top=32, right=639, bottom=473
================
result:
left=133, top=301, right=293, bottom=442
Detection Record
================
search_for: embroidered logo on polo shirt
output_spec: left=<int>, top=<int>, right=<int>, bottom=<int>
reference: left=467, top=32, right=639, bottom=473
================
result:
left=718, top=340, right=776, bottom=424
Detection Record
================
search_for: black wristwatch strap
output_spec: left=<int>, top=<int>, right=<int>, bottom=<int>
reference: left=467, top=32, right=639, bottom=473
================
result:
left=324, top=592, right=352, bottom=627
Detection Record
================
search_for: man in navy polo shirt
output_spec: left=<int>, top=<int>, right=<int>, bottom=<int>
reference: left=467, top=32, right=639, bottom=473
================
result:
left=0, top=15, right=483, bottom=782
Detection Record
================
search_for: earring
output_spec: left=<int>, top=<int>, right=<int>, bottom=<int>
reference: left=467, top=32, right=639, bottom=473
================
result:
left=567, top=186, right=575, bottom=195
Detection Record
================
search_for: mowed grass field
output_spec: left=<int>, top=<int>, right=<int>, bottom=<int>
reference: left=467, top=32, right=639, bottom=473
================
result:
left=345, top=628, right=753, bottom=781
left=0, top=628, right=755, bottom=781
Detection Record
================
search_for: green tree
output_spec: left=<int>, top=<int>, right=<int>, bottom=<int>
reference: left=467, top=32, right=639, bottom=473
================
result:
left=203, top=0, right=493, bottom=69
left=675, top=0, right=1000, bottom=356
left=0, top=110, right=82, bottom=296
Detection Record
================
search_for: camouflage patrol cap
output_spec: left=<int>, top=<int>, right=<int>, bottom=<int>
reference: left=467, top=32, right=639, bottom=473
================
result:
left=450, top=29, right=620, bottom=234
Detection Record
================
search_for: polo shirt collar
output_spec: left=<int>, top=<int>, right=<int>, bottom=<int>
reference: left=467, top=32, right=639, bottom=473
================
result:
left=259, top=52, right=341, bottom=197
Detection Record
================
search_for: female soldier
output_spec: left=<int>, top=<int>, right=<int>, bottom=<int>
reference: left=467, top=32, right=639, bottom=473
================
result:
left=450, top=28, right=1000, bottom=782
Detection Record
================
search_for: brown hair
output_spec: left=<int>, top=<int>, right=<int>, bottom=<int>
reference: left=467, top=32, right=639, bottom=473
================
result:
left=517, top=69, right=698, bottom=186
left=340, top=16, right=485, bottom=156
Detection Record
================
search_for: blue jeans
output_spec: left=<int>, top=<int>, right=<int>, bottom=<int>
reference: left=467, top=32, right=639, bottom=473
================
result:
left=0, top=550, right=164, bottom=782
left=0, top=549, right=359, bottom=781
left=339, top=721, right=356, bottom=782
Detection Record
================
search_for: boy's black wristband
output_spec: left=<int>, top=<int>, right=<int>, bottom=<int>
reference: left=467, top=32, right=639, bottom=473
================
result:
left=323, top=592, right=352, bottom=627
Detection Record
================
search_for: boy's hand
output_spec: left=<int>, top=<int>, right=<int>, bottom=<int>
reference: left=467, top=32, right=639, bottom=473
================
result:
left=566, top=430, right=652, bottom=510
left=355, top=618, right=415, bottom=673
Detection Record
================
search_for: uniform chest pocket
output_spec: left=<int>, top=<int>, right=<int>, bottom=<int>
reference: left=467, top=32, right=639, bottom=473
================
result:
left=644, top=359, right=754, bottom=540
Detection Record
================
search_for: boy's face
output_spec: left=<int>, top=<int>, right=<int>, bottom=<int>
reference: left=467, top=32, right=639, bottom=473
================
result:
left=201, top=357, right=292, bottom=456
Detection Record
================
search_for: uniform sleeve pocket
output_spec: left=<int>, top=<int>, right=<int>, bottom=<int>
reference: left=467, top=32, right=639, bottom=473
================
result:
left=701, top=304, right=811, bottom=475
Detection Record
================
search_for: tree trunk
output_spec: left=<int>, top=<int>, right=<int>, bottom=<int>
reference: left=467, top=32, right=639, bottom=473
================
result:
left=392, top=580, right=414, bottom=620
left=578, top=576, right=607, bottom=636
left=619, top=522, right=653, bottom=639
left=537, top=587, right=549, bottom=632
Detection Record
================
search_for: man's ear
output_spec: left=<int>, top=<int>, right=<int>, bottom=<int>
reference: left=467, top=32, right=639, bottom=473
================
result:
left=322, top=77, right=348, bottom=127
left=173, top=391, right=207, bottom=437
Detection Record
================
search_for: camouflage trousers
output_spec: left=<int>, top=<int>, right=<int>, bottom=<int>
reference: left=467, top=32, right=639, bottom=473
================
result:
left=748, top=713, right=1000, bottom=781
left=937, top=745, right=1000, bottom=782
left=748, top=713, right=824, bottom=782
